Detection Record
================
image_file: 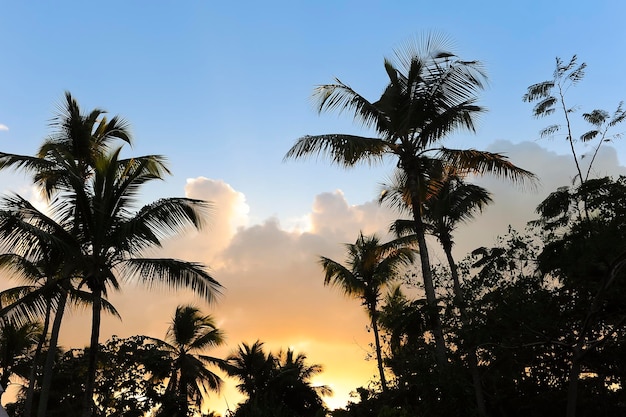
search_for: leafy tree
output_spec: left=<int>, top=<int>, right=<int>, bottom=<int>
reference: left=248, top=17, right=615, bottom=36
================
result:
left=320, top=232, right=415, bottom=391
left=285, top=34, right=535, bottom=366
left=533, top=176, right=626, bottom=417
left=6, top=336, right=174, bottom=417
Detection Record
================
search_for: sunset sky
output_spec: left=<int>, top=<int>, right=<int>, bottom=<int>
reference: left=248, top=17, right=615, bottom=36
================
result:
left=2, top=1, right=626, bottom=414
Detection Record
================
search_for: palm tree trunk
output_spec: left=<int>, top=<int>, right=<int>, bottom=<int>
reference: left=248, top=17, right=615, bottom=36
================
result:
left=179, top=371, right=189, bottom=417
left=24, top=298, right=53, bottom=417
left=406, top=171, right=448, bottom=367
left=442, top=241, right=487, bottom=417
left=37, top=289, right=69, bottom=417
left=82, top=291, right=102, bottom=417
left=369, top=306, right=388, bottom=392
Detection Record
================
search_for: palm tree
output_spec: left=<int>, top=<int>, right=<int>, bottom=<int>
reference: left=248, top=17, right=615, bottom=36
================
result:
left=221, top=340, right=275, bottom=400
left=0, top=194, right=120, bottom=417
left=270, top=348, right=332, bottom=417
left=150, top=305, right=224, bottom=417
left=382, top=168, right=492, bottom=308
left=320, top=232, right=415, bottom=392
left=285, top=34, right=535, bottom=366
left=0, top=318, right=41, bottom=394
left=382, top=169, right=492, bottom=416
left=222, top=341, right=331, bottom=417
left=0, top=93, right=222, bottom=417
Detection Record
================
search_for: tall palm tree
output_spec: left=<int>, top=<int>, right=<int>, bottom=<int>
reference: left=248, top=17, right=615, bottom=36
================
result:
left=382, top=168, right=492, bottom=308
left=285, top=34, right=535, bottom=366
left=150, top=305, right=224, bottom=417
left=0, top=194, right=119, bottom=417
left=320, top=232, right=415, bottom=392
left=0, top=93, right=222, bottom=417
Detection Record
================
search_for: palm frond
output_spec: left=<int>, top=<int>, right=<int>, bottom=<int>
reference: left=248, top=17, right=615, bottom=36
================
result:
left=284, top=134, right=388, bottom=167
left=313, top=81, right=387, bottom=131
left=436, top=147, right=538, bottom=188
left=120, top=258, right=221, bottom=303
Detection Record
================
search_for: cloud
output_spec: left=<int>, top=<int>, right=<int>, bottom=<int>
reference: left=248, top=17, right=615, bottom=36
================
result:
left=0, top=124, right=8, bottom=131
left=452, top=141, right=626, bottom=258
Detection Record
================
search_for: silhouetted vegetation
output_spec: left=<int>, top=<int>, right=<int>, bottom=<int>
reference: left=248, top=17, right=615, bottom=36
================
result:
left=0, top=46, right=624, bottom=417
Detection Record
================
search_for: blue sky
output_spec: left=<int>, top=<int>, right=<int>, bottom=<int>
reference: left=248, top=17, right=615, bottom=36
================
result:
left=2, top=1, right=626, bottom=413
left=2, top=1, right=626, bottom=223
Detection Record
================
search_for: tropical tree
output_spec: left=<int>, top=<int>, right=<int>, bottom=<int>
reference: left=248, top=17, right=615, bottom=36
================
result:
left=0, top=318, right=41, bottom=393
left=533, top=176, right=626, bottom=417
left=150, top=305, right=225, bottom=417
left=222, top=341, right=331, bottom=417
left=285, top=34, right=535, bottom=366
left=320, top=232, right=415, bottom=392
left=221, top=340, right=274, bottom=401
left=0, top=193, right=120, bottom=417
left=523, top=55, right=626, bottom=186
left=0, top=93, right=222, bottom=417
left=382, top=169, right=492, bottom=415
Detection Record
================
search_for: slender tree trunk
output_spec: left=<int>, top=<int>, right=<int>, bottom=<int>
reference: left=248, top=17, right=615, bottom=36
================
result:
left=369, top=306, right=388, bottom=392
left=37, top=290, right=69, bottom=417
left=566, top=347, right=582, bottom=417
left=405, top=168, right=448, bottom=367
left=442, top=241, right=487, bottom=417
left=82, top=292, right=102, bottom=417
left=24, top=298, right=53, bottom=417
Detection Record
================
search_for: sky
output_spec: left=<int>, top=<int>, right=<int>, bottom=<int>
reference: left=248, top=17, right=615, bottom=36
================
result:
left=2, top=0, right=626, bottom=414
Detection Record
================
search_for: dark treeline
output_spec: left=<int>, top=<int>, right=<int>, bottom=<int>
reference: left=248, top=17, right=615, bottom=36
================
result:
left=0, top=35, right=624, bottom=417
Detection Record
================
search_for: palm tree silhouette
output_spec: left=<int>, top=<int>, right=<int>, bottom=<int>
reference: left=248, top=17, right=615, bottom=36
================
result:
left=320, top=232, right=415, bottom=392
left=0, top=194, right=118, bottom=417
left=0, top=93, right=222, bottom=417
left=285, top=34, right=535, bottom=366
left=0, top=318, right=41, bottom=394
left=222, top=341, right=331, bottom=416
left=382, top=168, right=492, bottom=415
left=151, top=305, right=225, bottom=417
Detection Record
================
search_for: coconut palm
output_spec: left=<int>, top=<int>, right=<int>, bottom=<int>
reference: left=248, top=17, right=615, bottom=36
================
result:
left=222, top=341, right=330, bottom=417
left=285, top=34, right=535, bottom=366
left=382, top=168, right=492, bottom=307
left=320, top=232, right=415, bottom=392
left=0, top=93, right=221, bottom=417
left=0, top=194, right=120, bottom=417
left=221, top=340, right=275, bottom=400
left=149, top=305, right=224, bottom=417
left=0, top=318, right=41, bottom=394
